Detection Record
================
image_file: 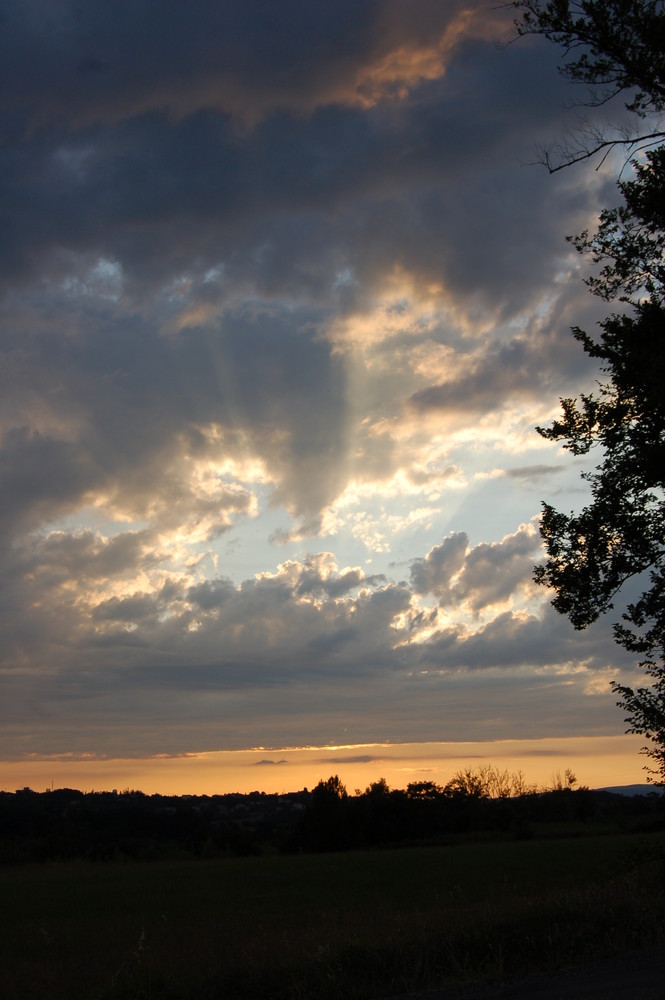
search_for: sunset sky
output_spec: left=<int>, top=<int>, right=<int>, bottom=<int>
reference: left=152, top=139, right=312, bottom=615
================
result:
left=0, top=1, right=651, bottom=795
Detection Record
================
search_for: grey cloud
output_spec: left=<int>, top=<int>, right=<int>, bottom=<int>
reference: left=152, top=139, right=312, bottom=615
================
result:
left=92, top=593, right=160, bottom=624
left=455, top=527, right=542, bottom=612
left=188, top=579, right=237, bottom=612
left=1, top=545, right=407, bottom=684
left=409, top=330, right=573, bottom=417
left=416, top=602, right=634, bottom=674
left=293, top=558, right=386, bottom=598
left=405, top=278, right=608, bottom=422
left=411, top=524, right=541, bottom=612
left=411, top=532, right=468, bottom=596
left=317, top=755, right=382, bottom=765
left=0, top=294, right=350, bottom=527
left=0, top=595, right=630, bottom=758
left=0, top=427, right=99, bottom=539
left=0, top=559, right=633, bottom=759
left=23, top=530, right=157, bottom=583
left=504, top=465, right=563, bottom=481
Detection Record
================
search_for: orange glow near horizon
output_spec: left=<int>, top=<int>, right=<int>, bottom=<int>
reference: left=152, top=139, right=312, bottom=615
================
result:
left=0, top=735, right=651, bottom=796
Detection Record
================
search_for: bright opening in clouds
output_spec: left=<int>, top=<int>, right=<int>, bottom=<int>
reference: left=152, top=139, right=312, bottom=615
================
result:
left=0, top=1, right=645, bottom=791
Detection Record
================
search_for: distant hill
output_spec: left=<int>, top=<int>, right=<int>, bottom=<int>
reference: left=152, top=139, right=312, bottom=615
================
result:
left=597, top=784, right=662, bottom=796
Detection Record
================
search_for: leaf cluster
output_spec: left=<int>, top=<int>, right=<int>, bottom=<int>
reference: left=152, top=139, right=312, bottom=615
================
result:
left=512, top=1, right=665, bottom=169
left=572, top=148, right=665, bottom=302
left=533, top=149, right=665, bottom=666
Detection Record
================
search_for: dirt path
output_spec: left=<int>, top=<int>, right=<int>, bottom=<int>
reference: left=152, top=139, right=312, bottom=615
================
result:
left=386, top=949, right=665, bottom=1000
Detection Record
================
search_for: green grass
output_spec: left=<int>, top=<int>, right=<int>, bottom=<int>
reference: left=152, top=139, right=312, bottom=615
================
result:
left=1, top=831, right=664, bottom=999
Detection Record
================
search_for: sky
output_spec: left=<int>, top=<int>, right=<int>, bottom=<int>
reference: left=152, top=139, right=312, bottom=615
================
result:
left=0, top=0, right=652, bottom=795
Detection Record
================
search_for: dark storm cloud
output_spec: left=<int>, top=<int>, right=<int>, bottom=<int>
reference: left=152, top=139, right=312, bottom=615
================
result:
left=0, top=0, right=591, bottom=313
left=0, top=1, right=476, bottom=130
left=0, top=1, right=469, bottom=286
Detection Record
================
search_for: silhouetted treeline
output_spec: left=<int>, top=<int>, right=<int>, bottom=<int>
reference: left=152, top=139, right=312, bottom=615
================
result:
left=0, top=787, right=308, bottom=863
left=0, top=777, right=663, bottom=863
left=288, top=775, right=665, bottom=852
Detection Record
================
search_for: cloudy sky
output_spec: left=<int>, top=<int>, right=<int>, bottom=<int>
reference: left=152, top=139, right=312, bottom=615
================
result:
left=0, top=1, right=649, bottom=792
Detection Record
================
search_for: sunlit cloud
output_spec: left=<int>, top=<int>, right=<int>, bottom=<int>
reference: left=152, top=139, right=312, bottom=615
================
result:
left=0, top=0, right=642, bottom=790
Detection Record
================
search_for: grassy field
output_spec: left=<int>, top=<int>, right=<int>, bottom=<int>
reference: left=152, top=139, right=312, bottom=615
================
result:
left=1, top=830, right=664, bottom=999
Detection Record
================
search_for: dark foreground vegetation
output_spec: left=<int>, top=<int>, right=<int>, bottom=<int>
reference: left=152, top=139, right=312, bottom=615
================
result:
left=1, top=830, right=664, bottom=999
left=1, top=777, right=664, bottom=999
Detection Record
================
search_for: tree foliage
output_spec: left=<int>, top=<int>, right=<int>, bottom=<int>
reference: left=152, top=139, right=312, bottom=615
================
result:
left=443, top=764, right=532, bottom=799
left=515, top=2, right=665, bottom=780
left=312, top=774, right=348, bottom=802
left=513, top=1, right=665, bottom=169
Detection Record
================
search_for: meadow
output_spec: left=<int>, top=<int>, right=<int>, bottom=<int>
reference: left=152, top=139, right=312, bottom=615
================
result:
left=1, top=830, right=664, bottom=999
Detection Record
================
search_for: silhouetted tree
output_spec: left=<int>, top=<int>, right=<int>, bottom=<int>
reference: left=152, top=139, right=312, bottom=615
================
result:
left=443, top=765, right=533, bottom=799
left=515, top=1, right=665, bottom=783
left=311, top=774, right=348, bottom=802
left=297, top=776, right=352, bottom=851
left=406, top=780, right=442, bottom=799
left=550, top=768, right=579, bottom=791
left=364, top=777, right=391, bottom=798
left=444, top=768, right=488, bottom=799
left=513, top=0, right=665, bottom=170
